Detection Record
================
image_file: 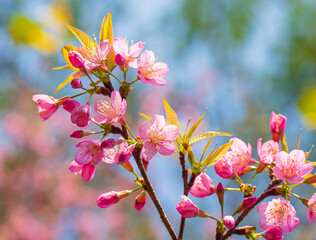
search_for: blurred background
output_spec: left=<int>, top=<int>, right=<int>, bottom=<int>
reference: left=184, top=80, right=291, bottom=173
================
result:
left=1, top=0, right=316, bottom=239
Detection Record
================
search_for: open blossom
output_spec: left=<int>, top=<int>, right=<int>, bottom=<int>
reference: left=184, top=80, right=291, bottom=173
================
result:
left=77, top=40, right=111, bottom=73
left=257, top=198, right=300, bottom=233
left=103, top=142, right=134, bottom=164
left=139, top=114, right=179, bottom=161
left=270, top=112, right=287, bottom=142
left=69, top=161, right=96, bottom=182
left=137, top=50, right=169, bottom=86
left=273, top=150, right=313, bottom=183
left=257, top=139, right=279, bottom=165
left=189, top=172, right=216, bottom=198
left=97, top=190, right=131, bottom=208
left=113, top=37, right=145, bottom=69
left=32, top=94, right=65, bottom=120
left=176, top=195, right=208, bottom=218
left=75, top=140, right=104, bottom=165
left=264, top=227, right=283, bottom=240
left=215, top=138, right=254, bottom=179
left=94, top=90, right=126, bottom=124
left=307, top=193, right=316, bottom=224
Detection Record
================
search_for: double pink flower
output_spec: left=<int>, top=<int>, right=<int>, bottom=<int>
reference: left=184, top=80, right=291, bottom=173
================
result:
left=139, top=114, right=179, bottom=161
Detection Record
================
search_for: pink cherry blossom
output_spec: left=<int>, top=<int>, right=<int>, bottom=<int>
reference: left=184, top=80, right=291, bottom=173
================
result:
left=97, top=190, right=131, bottom=208
left=264, top=227, right=283, bottom=240
left=223, top=215, right=235, bottom=229
left=176, top=195, right=208, bottom=218
left=307, top=193, right=316, bottom=224
left=137, top=50, right=169, bottom=86
left=77, top=40, right=111, bottom=73
left=257, top=138, right=279, bottom=165
left=94, top=90, right=127, bottom=124
left=215, top=138, right=254, bottom=179
left=257, top=198, right=300, bottom=233
left=69, top=161, right=96, bottom=182
left=189, top=172, right=216, bottom=198
left=103, top=142, right=134, bottom=164
left=139, top=114, right=179, bottom=161
left=32, top=94, right=65, bottom=120
left=134, top=191, right=146, bottom=211
left=71, top=103, right=91, bottom=127
left=75, top=140, right=104, bottom=165
left=270, top=112, right=287, bottom=142
left=273, top=150, right=313, bottom=183
left=113, top=37, right=145, bottom=69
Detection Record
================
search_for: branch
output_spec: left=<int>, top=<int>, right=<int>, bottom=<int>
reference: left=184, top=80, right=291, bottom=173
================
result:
left=178, top=151, right=196, bottom=240
left=222, top=177, right=281, bottom=240
left=132, top=146, right=178, bottom=240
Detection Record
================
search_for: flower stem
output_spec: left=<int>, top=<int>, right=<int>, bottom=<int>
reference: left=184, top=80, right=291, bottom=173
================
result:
left=247, top=171, right=258, bottom=185
left=207, top=214, right=220, bottom=222
left=123, top=124, right=137, bottom=139
left=69, top=91, right=88, bottom=98
left=235, top=174, right=243, bottom=185
left=291, top=182, right=303, bottom=188
left=224, top=188, right=241, bottom=192
left=130, top=78, right=139, bottom=85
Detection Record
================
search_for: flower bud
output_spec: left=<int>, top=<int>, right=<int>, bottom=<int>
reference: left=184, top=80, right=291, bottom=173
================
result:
left=134, top=191, right=146, bottom=211
left=234, top=196, right=257, bottom=215
left=176, top=195, right=202, bottom=218
left=189, top=172, right=216, bottom=198
left=63, top=98, right=80, bottom=113
left=263, top=227, right=283, bottom=240
left=71, top=78, right=82, bottom=89
left=270, top=112, right=287, bottom=142
left=115, top=53, right=126, bottom=67
left=71, top=103, right=91, bottom=127
left=223, top=215, right=235, bottom=229
left=70, top=130, right=92, bottom=138
left=97, top=190, right=131, bottom=208
left=68, top=50, right=85, bottom=69
left=216, top=182, right=225, bottom=208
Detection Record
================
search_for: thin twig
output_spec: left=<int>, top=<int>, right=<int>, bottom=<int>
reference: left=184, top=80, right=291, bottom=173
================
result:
left=133, top=146, right=178, bottom=240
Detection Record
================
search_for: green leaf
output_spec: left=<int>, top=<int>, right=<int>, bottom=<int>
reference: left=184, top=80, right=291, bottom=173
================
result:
left=185, top=109, right=207, bottom=142
left=203, top=141, right=233, bottom=168
left=55, top=72, right=76, bottom=92
left=66, top=24, right=96, bottom=50
left=189, top=131, right=232, bottom=146
left=163, top=98, right=180, bottom=129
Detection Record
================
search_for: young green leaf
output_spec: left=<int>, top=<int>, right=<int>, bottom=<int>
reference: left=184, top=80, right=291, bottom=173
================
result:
left=66, top=24, right=96, bottom=50
left=189, top=131, right=232, bottom=146
left=185, top=110, right=207, bottom=142
left=203, top=141, right=233, bottom=168
left=163, top=98, right=180, bottom=129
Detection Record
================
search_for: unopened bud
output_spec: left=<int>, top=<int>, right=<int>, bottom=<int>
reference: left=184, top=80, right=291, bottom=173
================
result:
left=70, top=130, right=92, bottom=138
left=97, top=190, right=131, bottom=208
left=101, top=138, right=123, bottom=148
left=216, top=182, right=224, bottom=207
left=71, top=78, right=82, bottom=89
left=134, top=190, right=146, bottom=211
left=115, top=53, right=126, bottom=66
left=68, top=50, right=85, bottom=69
left=223, top=215, right=235, bottom=229
left=234, top=196, right=257, bottom=215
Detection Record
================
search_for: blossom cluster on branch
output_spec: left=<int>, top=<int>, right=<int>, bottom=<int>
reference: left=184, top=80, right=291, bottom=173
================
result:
left=33, top=12, right=316, bottom=239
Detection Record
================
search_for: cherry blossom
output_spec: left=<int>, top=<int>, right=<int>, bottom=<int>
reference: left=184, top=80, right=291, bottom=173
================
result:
left=176, top=195, right=208, bottom=218
left=307, top=193, right=316, bottom=224
left=273, top=150, right=313, bottom=183
left=32, top=94, right=66, bottom=121
left=139, top=114, right=178, bottom=161
left=75, top=140, right=104, bottom=165
left=103, top=142, right=134, bottom=164
left=189, top=172, right=216, bottom=198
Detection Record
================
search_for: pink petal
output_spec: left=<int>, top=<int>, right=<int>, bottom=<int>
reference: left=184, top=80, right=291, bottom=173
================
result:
left=300, top=163, right=313, bottom=177
left=92, top=115, right=107, bottom=124
left=69, top=161, right=82, bottom=174
left=129, top=41, right=145, bottom=58
left=111, top=90, right=122, bottom=106
left=257, top=202, right=269, bottom=214
left=99, top=40, right=110, bottom=57
left=128, top=59, right=138, bottom=69
left=113, top=37, right=128, bottom=55
left=157, top=141, right=176, bottom=156
left=162, top=125, right=179, bottom=141
left=139, top=123, right=150, bottom=140
left=275, top=151, right=288, bottom=168
left=147, top=77, right=167, bottom=86
left=81, top=163, right=96, bottom=182
left=307, top=207, right=312, bottom=223
left=150, top=114, right=165, bottom=129
left=289, top=150, right=305, bottom=164
left=272, top=166, right=286, bottom=181
left=141, top=141, right=157, bottom=161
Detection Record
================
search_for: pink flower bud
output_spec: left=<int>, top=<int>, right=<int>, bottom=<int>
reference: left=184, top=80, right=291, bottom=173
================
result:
left=263, top=227, right=283, bottom=240
left=70, top=130, right=91, bottom=138
left=176, top=195, right=200, bottom=218
left=97, top=190, right=131, bottom=208
left=115, top=53, right=126, bottom=66
left=71, top=103, right=91, bottom=127
left=68, top=50, right=85, bottom=69
left=71, top=78, right=82, bottom=89
left=270, top=112, right=287, bottom=142
left=134, top=191, right=146, bottom=211
left=216, top=182, right=225, bottom=207
left=234, top=196, right=258, bottom=215
left=63, top=98, right=80, bottom=113
left=223, top=215, right=235, bottom=229
left=32, top=94, right=65, bottom=120
left=189, top=172, right=216, bottom=198
left=101, top=138, right=123, bottom=148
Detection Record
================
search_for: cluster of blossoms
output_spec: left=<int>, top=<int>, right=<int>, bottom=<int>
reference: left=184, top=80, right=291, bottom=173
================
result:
left=33, top=12, right=315, bottom=240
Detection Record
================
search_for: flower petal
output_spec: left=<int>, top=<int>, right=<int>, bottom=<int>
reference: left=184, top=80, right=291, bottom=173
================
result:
left=157, top=141, right=176, bottom=156
left=141, top=141, right=157, bottom=161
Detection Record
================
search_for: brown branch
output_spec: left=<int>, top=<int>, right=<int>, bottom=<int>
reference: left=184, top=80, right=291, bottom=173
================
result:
left=178, top=151, right=197, bottom=240
left=133, top=146, right=178, bottom=240
left=222, top=177, right=281, bottom=240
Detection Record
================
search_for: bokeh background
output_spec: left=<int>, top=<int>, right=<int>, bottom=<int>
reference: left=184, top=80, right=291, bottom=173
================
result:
left=1, top=0, right=316, bottom=239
